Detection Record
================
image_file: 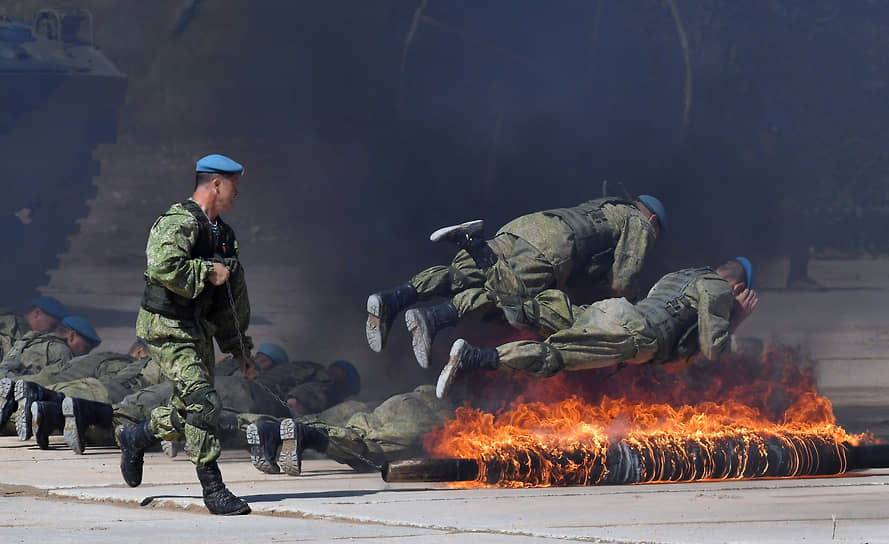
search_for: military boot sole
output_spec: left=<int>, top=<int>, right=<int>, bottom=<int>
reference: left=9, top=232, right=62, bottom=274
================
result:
left=366, top=293, right=387, bottom=353
left=429, top=219, right=484, bottom=243
left=405, top=308, right=434, bottom=369
left=0, top=378, right=16, bottom=428
left=161, top=440, right=179, bottom=458
left=436, top=339, right=469, bottom=399
left=278, top=418, right=302, bottom=476
left=14, top=380, right=31, bottom=440
left=246, top=423, right=280, bottom=474
left=62, top=396, right=85, bottom=455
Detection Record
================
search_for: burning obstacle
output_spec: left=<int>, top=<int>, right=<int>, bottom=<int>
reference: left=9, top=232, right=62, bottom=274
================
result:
left=389, top=346, right=886, bottom=487
left=383, top=442, right=889, bottom=485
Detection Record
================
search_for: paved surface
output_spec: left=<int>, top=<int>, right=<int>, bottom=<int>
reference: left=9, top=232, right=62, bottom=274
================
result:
left=1, top=436, right=888, bottom=543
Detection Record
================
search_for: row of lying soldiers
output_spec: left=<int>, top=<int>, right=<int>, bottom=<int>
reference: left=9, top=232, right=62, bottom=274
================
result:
left=0, top=295, right=458, bottom=477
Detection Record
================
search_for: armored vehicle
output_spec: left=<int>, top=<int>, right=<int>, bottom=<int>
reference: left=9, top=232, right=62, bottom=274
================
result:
left=0, top=8, right=126, bottom=308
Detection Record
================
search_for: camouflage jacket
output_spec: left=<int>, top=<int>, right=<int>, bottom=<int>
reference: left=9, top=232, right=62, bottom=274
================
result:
left=0, top=313, right=30, bottom=360
left=343, top=385, right=455, bottom=448
left=215, top=358, right=337, bottom=416
left=682, top=272, right=736, bottom=361
left=635, top=268, right=736, bottom=363
left=0, top=330, right=71, bottom=376
left=497, top=200, right=656, bottom=296
left=27, top=352, right=163, bottom=390
left=260, top=361, right=334, bottom=415
left=136, top=201, right=253, bottom=356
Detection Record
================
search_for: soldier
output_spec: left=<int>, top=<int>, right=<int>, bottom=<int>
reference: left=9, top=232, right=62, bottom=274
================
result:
left=114, top=153, right=253, bottom=516
left=58, top=345, right=362, bottom=456
left=0, top=337, right=152, bottom=439
left=0, top=296, right=68, bottom=358
left=246, top=385, right=453, bottom=476
left=0, top=315, right=101, bottom=377
left=366, top=195, right=667, bottom=368
left=435, top=258, right=759, bottom=398
left=216, top=343, right=362, bottom=417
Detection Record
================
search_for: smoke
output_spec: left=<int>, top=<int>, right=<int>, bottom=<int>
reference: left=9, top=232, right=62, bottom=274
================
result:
left=11, top=2, right=889, bottom=402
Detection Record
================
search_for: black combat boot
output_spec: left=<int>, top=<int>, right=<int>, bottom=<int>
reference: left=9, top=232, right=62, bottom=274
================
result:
left=404, top=301, right=460, bottom=369
left=277, top=418, right=329, bottom=476
left=246, top=419, right=282, bottom=474
left=436, top=339, right=499, bottom=398
left=62, top=397, right=113, bottom=454
left=195, top=461, right=251, bottom=515
left=0, top=377, right=16, bottom=429
left=115, top=420, right=160, bottom=487
left=429, top=219, right=484, bottom=244
left=365, top=283, right=418, bottom=352
left=31, top=400, right=65, bottom=449
left=14, top=381, right=65, bottom=441
left=429, top=219, right=497, bottom=268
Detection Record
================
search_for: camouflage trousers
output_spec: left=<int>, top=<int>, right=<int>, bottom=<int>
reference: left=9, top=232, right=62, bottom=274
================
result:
left=307, top=386, right=453, bottom=470
left=496, top=297, right=659, bottom=377
left=145, top=337, right=221, bottom=466
left=409, top=234, right=557, bottom=327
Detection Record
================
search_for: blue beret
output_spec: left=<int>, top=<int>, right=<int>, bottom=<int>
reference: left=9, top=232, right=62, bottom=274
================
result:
left=330, top=360, right=361, bottom=396
left=61, top=315, right=101, bottom=345
left=195, top=154, right=244, bottom=175
left=257, top=343, right=288, bottom=366
left=735, top=256, right=754, bottom=289
left=31, top=296, right=67, bottom=319
left=637, top=194, right=668, bottom=232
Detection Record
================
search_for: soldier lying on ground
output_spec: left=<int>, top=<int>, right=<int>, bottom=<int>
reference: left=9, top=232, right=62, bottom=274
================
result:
left=366, top=195, right=667, bottom=369
left=0, top=337, right=156, bottom=440
left=0, top=296, right=68, bottom=358
left=0, top=315, right=100, bottom=378
left=246, top=384, right=453, bottom=475
left=435, top=258, right=759, bottom=398
left=24, top=343, right=362, bottom=456
left=214, top=343, right=362, bottom=417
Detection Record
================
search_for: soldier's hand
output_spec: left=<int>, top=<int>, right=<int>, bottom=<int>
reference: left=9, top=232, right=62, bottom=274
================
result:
left=237, top=355, right=257, bottom=379
left=732, top=288, right=759, bottom=325
left=209, top=262, right=230, bottom=286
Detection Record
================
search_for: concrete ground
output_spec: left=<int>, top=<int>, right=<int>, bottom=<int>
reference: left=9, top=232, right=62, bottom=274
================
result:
left=1, top=435, right=888, bottom=544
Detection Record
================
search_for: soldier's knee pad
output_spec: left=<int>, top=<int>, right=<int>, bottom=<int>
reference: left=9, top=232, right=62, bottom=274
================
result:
left=183, top=387, right=221, bottom=431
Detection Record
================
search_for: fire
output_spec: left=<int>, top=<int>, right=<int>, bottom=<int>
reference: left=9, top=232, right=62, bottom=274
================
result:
left=424, top=346, right=867, bottom=487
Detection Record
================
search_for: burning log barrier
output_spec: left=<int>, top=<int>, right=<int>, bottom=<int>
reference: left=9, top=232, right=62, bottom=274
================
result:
left=390, top=347, right=888, bottom=488
left=383, top=443, right=889, bottom=485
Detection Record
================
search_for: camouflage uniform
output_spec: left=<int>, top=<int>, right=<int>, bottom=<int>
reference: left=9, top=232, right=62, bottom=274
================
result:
left=214, top=359, right=335, bottom=417
left=495, top=268, right=736, bottom=376
left=26, top=351, right=163, bottom=390
left=0, top=331, right=71, bottom=377
left=309, top=385, right=454, bottom=470
left=0, top=313, right=30, bottom=359
left=409, top=199, right=656, bottom=330
left=137, top=200, right=252, bottom=466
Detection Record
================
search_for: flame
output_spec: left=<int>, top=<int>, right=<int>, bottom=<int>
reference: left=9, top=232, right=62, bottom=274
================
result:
left=424, top=346, right=868, bottom=487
